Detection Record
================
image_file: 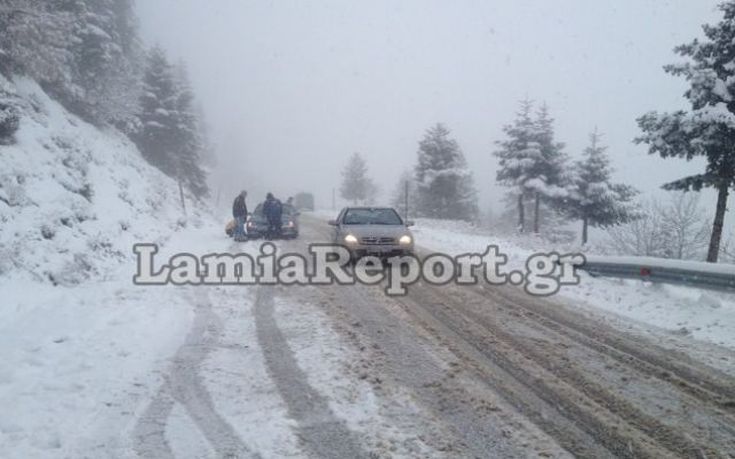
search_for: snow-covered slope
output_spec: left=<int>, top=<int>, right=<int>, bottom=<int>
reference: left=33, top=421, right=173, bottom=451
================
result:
left=0, top=75, right=195, bottom=286
left=0, top=75, right=209, bottom=457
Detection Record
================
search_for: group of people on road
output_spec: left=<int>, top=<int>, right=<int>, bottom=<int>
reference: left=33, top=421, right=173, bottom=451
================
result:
left=231, top=190, right=287, bottom=241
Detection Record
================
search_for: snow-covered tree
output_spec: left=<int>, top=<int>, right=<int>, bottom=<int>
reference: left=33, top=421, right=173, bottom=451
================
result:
left=133, top=47, right=178, bottom=175
left=414, top=123, right=478, bottom=221
left=172, top=63, right=209, bottom=198
left=0, top=1, right=75, bottom=86
left=495, top=100, right=569, bottom=233
left=495, top=100, right=538, bottom=232
left=0, top=0, right=142, bottom=124
left=340, top=152, right=377, bottom=205
left=132, top=47, right=208, bottom=197
left=564, top=129, right=637, bottom=244
left=531, top=103, right=569, bottom=233
left=636, top=2, right=735, bottom=262
left=71, top=0, right=142, bottom=125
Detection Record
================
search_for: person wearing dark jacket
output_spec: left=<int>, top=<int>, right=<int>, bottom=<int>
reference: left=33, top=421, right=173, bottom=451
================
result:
left=232, top=190, right=248, bottom=241
left=262, top=192, right=283, bottom=239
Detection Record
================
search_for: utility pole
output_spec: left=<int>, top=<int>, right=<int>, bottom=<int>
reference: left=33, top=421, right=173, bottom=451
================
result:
left=332, top=187, right=336, bottom=211
left=404, top=180, right=409, bottom=220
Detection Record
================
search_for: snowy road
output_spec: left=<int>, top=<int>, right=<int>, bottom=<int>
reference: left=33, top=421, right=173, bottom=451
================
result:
left=126, top=215, right=735, bottom=458
left=125, top=217, right=735, bottom=458
left=5, top=214, right=735, bottom=458
left=288, top=216, right=735, bottom=458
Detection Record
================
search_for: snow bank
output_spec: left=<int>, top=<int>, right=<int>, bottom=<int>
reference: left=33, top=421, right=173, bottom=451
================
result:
left=0, top=75, right=196, bottom=286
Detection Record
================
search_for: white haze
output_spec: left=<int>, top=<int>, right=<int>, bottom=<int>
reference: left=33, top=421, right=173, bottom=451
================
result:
left=137, top=0, right=720, bottom=213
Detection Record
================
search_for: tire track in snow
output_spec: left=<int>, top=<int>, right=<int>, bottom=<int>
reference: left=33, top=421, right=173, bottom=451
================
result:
left=132, top=386, right=176, bottom=458
left=133, top=289, right=255, bottom=458
left=254, top=285, right=369, bottom=459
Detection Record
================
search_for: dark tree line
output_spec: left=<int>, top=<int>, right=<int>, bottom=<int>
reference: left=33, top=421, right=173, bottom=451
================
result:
left=0, top=0, right=209, bottom=197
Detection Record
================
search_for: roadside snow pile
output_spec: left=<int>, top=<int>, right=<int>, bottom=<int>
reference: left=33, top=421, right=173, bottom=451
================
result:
left=413, top=219, right=735, bottom=350
left=584, top=254, right=735, bottom=275
left=0, top=75, right=194, bottom=285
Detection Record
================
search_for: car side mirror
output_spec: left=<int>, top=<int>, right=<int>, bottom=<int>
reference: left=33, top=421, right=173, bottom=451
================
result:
left=328, top=219, right=338, bottom=226
left=405, top=220, right=415, bottom=227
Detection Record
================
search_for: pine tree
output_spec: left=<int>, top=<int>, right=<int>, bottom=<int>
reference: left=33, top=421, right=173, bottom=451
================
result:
left=71, top=0, right=142, bottom=124
left=531, top=103, right=569, bottom=233
left=494, top=99, right=542, bottom=233
left=132, top=47, right=208, bottom=197
left=340, top=152, right=376, bottom=205
left=0, top=1, right=75, bottom=85
left=134, top=47, right=179, bottom=176
left=495, top=100, right=569, bottom=234
left=564, top=129, right=637, bottom=244
left=0, top=0, right=141, bottom=124
left=172, top=63, right=209, bottom=198
left=636, top=2, right=735, bottom=262
left=414, top=123, right=478, bottom=221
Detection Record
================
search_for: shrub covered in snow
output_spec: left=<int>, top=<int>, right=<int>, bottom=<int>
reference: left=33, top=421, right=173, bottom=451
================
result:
left=0, top=102, right=20, bottom=143
left=0, top=76, right=20, bottom=144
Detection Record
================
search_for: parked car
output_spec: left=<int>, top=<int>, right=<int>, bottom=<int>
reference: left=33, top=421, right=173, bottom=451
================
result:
left=246, top=203, right=300, bottom=239
left=329, top=207, right=414, bottom=260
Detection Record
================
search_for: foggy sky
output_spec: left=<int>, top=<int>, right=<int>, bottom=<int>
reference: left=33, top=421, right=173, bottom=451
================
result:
left=137, top=0, right=721, bottom=213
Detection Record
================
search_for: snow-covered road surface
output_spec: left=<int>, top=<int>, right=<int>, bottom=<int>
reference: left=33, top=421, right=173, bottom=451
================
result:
left=2, top=214, right=735, bottom=458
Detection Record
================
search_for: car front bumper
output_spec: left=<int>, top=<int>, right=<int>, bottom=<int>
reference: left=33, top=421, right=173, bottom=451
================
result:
left=347, top=244, right=414, bottom=258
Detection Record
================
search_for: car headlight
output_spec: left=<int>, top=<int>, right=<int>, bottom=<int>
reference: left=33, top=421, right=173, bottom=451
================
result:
left=344, top=234, right=358, bottom=244
left=399, top=235, right=412, bottom=244
left=286, top=221, right=294, bottom=228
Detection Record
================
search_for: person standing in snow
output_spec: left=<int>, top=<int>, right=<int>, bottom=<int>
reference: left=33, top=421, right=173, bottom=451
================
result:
left=263, top=192, right=283, bottom=240
left=232, top=190, right=248, bottom=241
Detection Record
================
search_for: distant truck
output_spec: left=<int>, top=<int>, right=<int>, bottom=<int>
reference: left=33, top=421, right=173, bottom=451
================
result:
left=293, top=192, right=314, bottom=211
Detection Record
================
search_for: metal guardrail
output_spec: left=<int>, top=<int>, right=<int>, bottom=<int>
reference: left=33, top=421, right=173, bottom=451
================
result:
left=578, top=258, right=735, bottom=291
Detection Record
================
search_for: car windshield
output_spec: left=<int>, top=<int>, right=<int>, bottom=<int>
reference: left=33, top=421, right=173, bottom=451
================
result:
left=343, top=208, right=403, bottom=225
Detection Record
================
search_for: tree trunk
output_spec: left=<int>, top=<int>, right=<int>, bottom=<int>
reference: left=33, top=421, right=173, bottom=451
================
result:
left=533, top=192, right=540, bottom=234
left=178, top=180, right=187, bottom=218
left=582, top=216, right=589, bottom=245
left=517, top=193, right=525, bottom=233
left=707, top=183, right=729, bottom=263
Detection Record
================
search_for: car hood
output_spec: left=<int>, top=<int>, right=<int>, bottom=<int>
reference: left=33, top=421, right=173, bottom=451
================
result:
left=342, top=225, right=411, bottom=239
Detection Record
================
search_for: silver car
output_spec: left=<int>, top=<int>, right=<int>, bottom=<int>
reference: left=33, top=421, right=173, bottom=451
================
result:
left=328, top=207, right=415, bottom=259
